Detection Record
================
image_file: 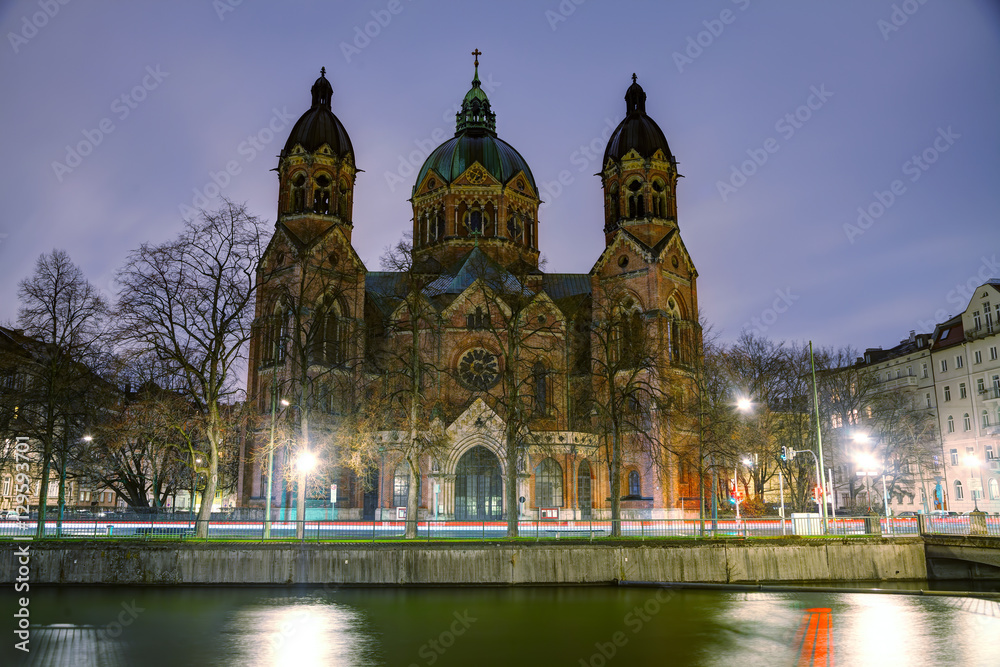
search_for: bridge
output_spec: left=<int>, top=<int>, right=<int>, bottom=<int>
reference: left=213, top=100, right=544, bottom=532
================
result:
left=923, top=535, right=1000, bottom=580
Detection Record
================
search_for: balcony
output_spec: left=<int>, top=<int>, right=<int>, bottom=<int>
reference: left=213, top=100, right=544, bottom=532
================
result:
left=981, top=386, right=1000, bottom=411
left=877, top=375, right=918, bottom=391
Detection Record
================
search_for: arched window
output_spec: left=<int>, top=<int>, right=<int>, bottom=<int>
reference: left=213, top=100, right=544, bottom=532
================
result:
left=525, top=213, right=534, bottom=248
left=954, top=479, right=964, bottom=500
left=534, top=458, right=563, bottom=507
left=963, top=413, right=971, bottom=431
left=628, top=470, right=641, bottom=497
left=533, top=361, right=551, bottom=416
left=989, top=478, right=999, bottom=501
left=507, top=210, right=524, bottom=243
left=313, top=174, right=332, bottom=214
left=260, top=303, right=287, bottom=366
left=435, top=209, right=446, bottom=240
left=290, top=174, right=307, bottom=213
left=626, top=180, right=644, bottom=218
left=651, top=180, right=667, bottom=217
left=610, top=299, right=643, bottom=367
left=338, top=180, right=351, bottom=219
left=393, top=462, right=410, bottom=507
left=311, top=299, right=347, bottom=366
left=608, top=182, right=620, bottom=223
left=463, top=204, right=485, bottom=236
left=947, top=416, right=955, bottom=433
left=982, top=410, right=990, bottom=428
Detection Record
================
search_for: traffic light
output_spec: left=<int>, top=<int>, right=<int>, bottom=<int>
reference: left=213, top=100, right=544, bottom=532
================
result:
left=728, top=479, right=737, bottom=504
left=780, top=446, right=787, bottom=461
left=813, top=486, right=823, bottom=504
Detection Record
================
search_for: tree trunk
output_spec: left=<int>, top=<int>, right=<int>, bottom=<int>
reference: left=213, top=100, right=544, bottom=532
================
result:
left=195, top=423, right=220, bottom=538
left=505, top=421, right=520, bottom=538
left=405, top=454, right=420, bottom=539
left=35, top=454, right=51, bottom=539
left=610, top=426, right=621, bottom=537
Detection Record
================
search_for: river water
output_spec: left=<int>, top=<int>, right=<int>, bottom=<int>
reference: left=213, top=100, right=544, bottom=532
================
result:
left=5, top=584, right=999, bottom=666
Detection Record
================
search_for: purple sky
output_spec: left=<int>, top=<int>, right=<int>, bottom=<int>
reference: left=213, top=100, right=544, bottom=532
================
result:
left=2, top=1, right=998, bottom=352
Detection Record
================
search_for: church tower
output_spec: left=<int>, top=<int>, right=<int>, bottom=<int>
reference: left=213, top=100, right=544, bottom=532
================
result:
left=411, top=52, right=540, bottom=272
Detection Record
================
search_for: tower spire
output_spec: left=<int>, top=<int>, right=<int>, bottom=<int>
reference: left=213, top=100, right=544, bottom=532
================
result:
left=455, top=49, right=496, bottom=135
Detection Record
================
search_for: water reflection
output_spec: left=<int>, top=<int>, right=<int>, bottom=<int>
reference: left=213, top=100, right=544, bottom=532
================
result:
left=219, top=598, right=376, bottom=666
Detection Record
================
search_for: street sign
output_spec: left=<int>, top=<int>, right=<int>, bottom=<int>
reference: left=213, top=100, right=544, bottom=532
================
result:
left=969, top=477, right=983, bottom=492
left=330, top=484, right=337, bottom=504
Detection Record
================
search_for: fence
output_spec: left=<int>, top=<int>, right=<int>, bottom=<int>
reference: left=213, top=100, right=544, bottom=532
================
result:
left=4, top=514, right=996, bottom=541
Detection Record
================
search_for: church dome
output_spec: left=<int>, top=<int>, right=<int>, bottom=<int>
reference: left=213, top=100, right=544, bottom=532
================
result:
left=414, top=58, right=535, bottom=193
left=282, top=68, right=354, bottom=158
left=603, top=74, right=672, bottom=163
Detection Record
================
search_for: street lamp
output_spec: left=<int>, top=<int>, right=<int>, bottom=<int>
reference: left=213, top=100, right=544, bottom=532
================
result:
left=964, top=455, right=980, bottom=512
left=296, top=449, right=317, bottom=540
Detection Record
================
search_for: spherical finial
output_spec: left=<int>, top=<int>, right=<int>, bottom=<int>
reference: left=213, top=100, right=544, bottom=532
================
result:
left=632, top=73, right=637, bottom=84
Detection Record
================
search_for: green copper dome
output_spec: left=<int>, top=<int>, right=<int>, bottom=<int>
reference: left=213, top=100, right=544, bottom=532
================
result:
left=414, top=57, right=535, bottom=194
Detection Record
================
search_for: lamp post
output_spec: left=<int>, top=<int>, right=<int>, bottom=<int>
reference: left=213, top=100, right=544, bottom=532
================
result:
left=296, top=450, right=317, bottom=540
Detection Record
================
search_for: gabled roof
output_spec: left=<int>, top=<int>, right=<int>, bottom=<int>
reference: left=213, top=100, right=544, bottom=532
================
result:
left=932, top=315, right=965, bottom=350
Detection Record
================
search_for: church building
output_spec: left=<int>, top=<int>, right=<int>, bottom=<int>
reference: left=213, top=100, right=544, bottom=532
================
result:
left=242, top=55, right=702, bottom=521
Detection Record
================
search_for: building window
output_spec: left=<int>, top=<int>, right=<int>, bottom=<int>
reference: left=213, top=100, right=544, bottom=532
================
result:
left=907, top=365, right=913, bottom=376
left=950, top=450, right=959, bottom=469
left=956, top=355, right=964, bottom=369
left=941, top=359, right=948, bottom=372
left=960, top=383, right=967, bottom=399
left=947, top=416, right=955, bottom=433
left=992, top=346, right=998, bottom=361
left=979, top=379, right=986, bottom=394
left=313, top=174, right=332, bottom=214
left=990, top=478, right=1000, bottom=501
left=975, top=350, right=982, bottom=364
left=311, top=299, right=347, bottom=366
left=290, top=173, right=307, bottom=213
left=922, top=363, right=928, bottom=378
left=626, top=180, right=645, bottom=218
left=1, top=477, right=9, bottom=496
left=651, top=180, right=668, bottom=217
left=532, top=361, right=552, bottom=416
left=338, top=179, right=351, bottom=219
left=534, top=458, right=563, bottom=507
left=954, top=480, right=963, bottom=500
left=983, top=410, right=990, bottom=428
left=628, top=470, right=641, bottom=497
left=963, top=413, right=971, bottom=431
left=466, top=306, right=488, bottom=330
left=925, top=393, right=932, bottom=408
left=974, top=311, right=982, bottom=330
left=392, top=463, right=410, bottom=507
left=987, top=305, right=994, bottom=332
left=944, top=386, right=951, bottom=402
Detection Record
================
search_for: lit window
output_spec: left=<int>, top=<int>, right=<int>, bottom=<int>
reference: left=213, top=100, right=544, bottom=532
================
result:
left=990, top=478, right=999, bottom=501
left=392, top=463, right=410, bottom=507
left=534, top=458, right=563, bottom=507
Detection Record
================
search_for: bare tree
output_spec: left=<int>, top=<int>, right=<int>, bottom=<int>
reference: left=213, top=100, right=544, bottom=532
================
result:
left=115, top=201, right=265, bottom=537
left=13, top=249, right=107, bottom=536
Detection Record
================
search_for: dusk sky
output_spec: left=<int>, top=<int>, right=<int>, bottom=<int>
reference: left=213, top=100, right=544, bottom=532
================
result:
left=2, top=1, right=998, bottom=353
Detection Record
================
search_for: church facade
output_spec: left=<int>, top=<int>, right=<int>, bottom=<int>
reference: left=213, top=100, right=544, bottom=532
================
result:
left=242, top=57, right=703, bottom=520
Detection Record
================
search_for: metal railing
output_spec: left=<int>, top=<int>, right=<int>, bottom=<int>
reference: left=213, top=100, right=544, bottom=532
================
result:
left=5, top=514, right=995, bottom=540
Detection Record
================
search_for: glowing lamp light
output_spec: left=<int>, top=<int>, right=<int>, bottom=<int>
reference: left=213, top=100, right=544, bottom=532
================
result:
left=297, top=451, right=317, bottom=473
left=736, top=397, right=752, bottom=412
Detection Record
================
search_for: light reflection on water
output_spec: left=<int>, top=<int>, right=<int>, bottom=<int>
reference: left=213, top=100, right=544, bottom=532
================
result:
left=218, top=600, right=377, bottom=667
left=5, top=585, right=999, bottom=666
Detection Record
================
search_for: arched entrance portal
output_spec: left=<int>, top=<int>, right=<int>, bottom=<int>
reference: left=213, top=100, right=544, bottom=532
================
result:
left=578, top=460, right=592, bottom=519
left=455, top=446, right=502, bottom=520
